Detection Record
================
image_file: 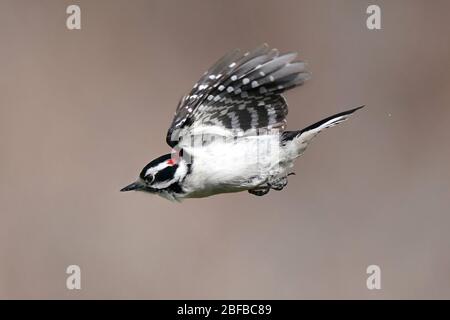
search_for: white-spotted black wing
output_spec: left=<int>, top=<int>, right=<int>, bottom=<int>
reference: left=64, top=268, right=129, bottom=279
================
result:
left=166, top=44, right=310, bottom=147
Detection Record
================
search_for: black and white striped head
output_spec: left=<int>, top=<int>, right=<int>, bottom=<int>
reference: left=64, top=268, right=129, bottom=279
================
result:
left=120, top=154, right=186, bottom=197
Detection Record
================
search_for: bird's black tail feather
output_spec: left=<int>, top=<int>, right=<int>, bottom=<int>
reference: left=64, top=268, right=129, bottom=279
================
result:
left=281, top=105, right=364, bottom=143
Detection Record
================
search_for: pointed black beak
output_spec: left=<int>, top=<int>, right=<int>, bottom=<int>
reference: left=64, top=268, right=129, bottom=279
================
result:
left=120, top=181, right=144, bottom=192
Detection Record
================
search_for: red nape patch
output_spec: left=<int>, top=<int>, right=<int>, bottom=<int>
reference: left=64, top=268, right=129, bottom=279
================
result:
left=166, top=159, right=175, bottom=165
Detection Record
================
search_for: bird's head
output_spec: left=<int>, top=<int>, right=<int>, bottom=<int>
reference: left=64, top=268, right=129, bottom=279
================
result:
left=120, top=153, right=187, bottom=197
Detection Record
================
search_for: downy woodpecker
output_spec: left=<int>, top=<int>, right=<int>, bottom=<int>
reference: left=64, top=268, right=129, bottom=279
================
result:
left=121, top=44, right=363, bottom=201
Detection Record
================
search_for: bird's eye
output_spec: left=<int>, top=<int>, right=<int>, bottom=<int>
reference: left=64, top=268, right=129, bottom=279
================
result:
left=145, top=174, right=155, bottom=184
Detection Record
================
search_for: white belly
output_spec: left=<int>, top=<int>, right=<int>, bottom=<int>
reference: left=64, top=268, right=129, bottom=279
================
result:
left=181, top=135, right=291, bottom=198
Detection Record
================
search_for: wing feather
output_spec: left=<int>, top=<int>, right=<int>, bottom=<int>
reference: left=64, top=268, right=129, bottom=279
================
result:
left=166, top=44, right=310, bottom=147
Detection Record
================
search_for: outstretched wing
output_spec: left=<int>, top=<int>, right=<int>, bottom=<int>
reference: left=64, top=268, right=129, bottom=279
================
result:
left=166, top=44, right=310, bottom=148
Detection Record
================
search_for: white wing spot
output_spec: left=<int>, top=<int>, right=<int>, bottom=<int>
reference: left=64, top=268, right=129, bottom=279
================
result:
left=251, top=81, right=259, bottom=88
left=218, top=85, right=225, bottom=91
left=227, top=86, right=234, bottom=93
left=242, top=78, right=250, bottom=85
left=248, top=107, right=258, bottom=127
left=231, top=75, right=237, bottom=81
left=229, top=62, right=236, bottom=68
left=228, top=112, right=240, bottom=129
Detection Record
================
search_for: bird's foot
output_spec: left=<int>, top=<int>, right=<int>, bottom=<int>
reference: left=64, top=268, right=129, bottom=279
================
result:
left=268, top=175, right=289, bottom=191
left=248, top=186, right=271, bottom=196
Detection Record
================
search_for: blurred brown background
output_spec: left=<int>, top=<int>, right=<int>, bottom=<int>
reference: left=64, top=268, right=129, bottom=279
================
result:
left=1, top=0, right=449, bottom=299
